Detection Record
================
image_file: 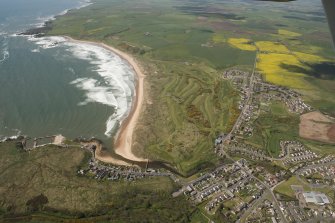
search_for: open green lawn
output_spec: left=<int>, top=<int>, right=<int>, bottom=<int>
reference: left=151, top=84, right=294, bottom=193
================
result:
left=274, top=176, right=310, bottom=198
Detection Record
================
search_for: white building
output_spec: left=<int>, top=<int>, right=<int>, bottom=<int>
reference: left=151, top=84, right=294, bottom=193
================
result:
left=302, top=192, right=330, bottom=205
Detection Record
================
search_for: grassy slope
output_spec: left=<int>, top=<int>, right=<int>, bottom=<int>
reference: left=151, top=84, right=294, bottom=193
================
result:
left=0, top=142, right=197, bottom=222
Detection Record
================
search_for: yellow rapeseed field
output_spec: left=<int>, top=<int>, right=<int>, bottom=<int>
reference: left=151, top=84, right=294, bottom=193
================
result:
left=294, top=52, right=327, bottom=63
left=228, top=38, right=256, bottom=51
left=255, top=41, right=290, bottom=54
left=257, top=53, right=313, bottom=89
left=278, top=29, right=301, bottom=37
left=227, top=37, right=322, bottom=90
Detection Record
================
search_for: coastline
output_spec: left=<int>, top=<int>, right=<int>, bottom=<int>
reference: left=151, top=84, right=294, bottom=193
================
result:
left=64, top=36, right=148, bottom=163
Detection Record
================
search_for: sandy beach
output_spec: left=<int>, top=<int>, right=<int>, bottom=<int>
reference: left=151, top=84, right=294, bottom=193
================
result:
left=65, top=36, right=148, bottom=163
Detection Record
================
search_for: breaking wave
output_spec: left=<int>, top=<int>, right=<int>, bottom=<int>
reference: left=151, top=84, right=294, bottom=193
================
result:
left=29, top=36, right=135, bottom=137
left=27, top=35, right=66, bottom=49
left=0, top=129, right=21, bottom=142
left=67, top=41, right=135, bottom=137
left=0, top=35, right=9, bottom=63
left=77, top=0, right=92, bottom=10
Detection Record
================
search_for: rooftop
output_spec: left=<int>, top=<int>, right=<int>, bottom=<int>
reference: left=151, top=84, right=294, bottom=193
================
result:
left=302, top=191, right=330, bottom=205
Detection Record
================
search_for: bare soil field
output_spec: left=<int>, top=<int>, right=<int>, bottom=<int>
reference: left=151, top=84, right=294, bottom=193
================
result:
left=299, top=111, right=335, bottom=143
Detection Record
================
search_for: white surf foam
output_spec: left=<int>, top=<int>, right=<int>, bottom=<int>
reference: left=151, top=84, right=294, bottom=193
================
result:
left=65, top=41, right=135, bottom=137
left=77, top=0, right=92, bottom=9
left=0, top=36, right=9, bottom=63
left=70, top=78, right=119, bottom=107
left=26, top=0, right=92, bottom=32
left=68, top=67, right=76, bottom=74
left=26, top=36, right=135, bottom=137
left=28, top=36, right=66, bottom=49
left=34, top=15, right=54, bottom=28
left=31, top=48, right=40, bottom=53
left=0, top=49, right=9, bottom=63
left=0, top=129, right=22, bottom=142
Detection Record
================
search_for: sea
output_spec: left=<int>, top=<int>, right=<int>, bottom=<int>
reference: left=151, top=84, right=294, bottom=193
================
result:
left=0, top=0, right=135, bottom=144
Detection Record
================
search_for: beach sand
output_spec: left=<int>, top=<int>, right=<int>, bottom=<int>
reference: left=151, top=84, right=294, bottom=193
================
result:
left=65, top=36, right=148, bottom=164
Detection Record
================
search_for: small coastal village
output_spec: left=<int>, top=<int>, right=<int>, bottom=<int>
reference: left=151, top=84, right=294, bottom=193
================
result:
left=1, top=0, right=335, bottom=221
left=2, top=66, right=334, bottom=223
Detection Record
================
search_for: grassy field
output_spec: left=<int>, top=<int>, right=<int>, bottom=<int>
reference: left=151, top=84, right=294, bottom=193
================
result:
left=244, top=98, right=334, bottom=158
left=244, top=101, right=300, bottom=157
left=0, top=142, right=199, bottom=222
left=46, top=0, right=335, bottom=174
left=274, top=176, right=310, bottom=198
left=274, top=176, right=335, bottom=202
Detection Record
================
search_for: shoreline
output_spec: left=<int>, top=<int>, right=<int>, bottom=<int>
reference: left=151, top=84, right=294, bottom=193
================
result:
left=4, top=1, right=147, bottom=165
left=64, top=36, right=148, bottom=163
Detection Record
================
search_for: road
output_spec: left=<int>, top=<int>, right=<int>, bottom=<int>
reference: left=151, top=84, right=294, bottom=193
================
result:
left=230, top=146, right=271, bottom=161
left=287, top=202, right=302, bottom=223
left=218, top=50, right=288, bottom=222
left=238, top=191, right=270, bottom=223
left=222, top=51, right=258, bottom=144
left=223, top=152, right=288, bottom=223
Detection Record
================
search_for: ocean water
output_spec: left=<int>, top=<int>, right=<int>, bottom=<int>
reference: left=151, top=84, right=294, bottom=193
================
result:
left=0, top=0, right=135, bottom=143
